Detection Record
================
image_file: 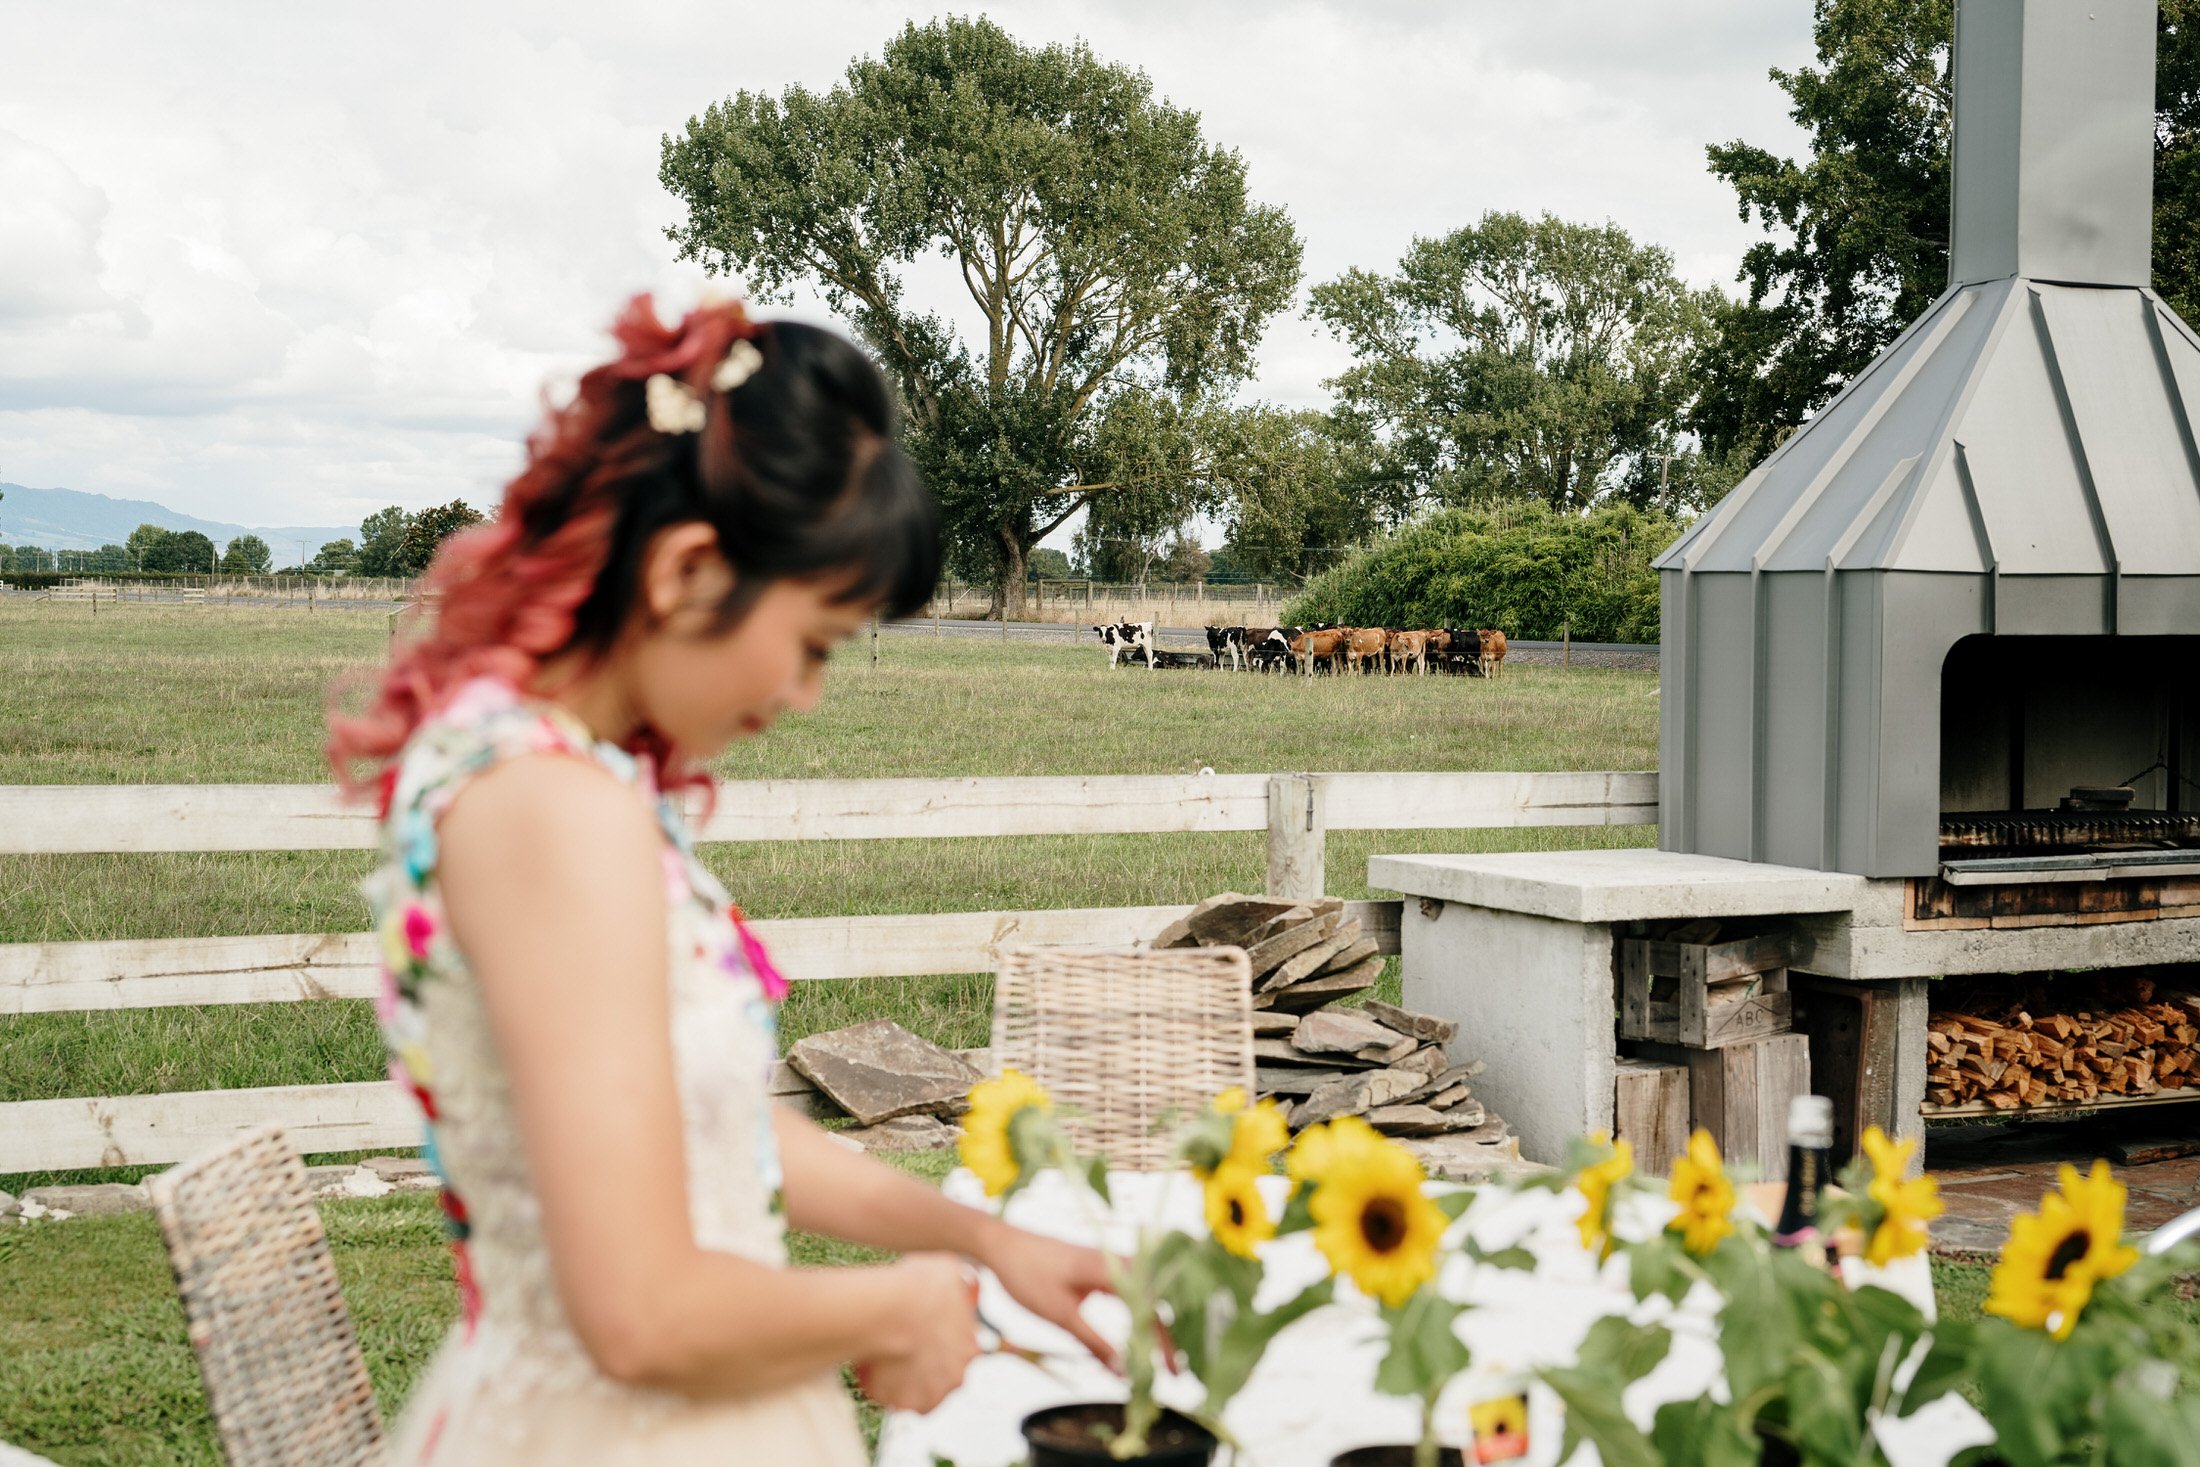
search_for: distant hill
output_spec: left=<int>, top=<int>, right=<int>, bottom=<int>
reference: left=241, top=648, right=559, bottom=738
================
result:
left=0, top=484, right=356, bottom=562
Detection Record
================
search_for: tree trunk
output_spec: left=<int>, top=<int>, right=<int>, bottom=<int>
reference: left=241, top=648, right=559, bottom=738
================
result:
left=990, top=528, right=1030, bottom=622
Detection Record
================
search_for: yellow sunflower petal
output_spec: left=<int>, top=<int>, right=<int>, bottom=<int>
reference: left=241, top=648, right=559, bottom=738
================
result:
left=1288, top=1113, right=1384, bottom=1190
left=1986, top=1160, right=2137, bottom=1337
left=1203, top=1161, right=1276, bottom=1259
left=1575, top=1136, right=1635, bottom=1259
left=1214, top=1086, right=1249, bottom=1116
left=1228, top=1098, right=1291, bottom=1172
left=1666, top=1129, right=1735, bottom=1256
left=1309, top=1139, right=1445, bottom=1306
left=958, top=1068, right=1054, bottom=1198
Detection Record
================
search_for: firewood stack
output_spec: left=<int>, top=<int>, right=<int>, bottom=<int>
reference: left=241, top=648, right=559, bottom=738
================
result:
left=1153, top=893, right=1497, bottom=1141
left=1926, top=975, right=2200, bottom=1110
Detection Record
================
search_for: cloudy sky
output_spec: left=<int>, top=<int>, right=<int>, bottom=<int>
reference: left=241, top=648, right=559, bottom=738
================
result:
left=0, top=1, right=1815, bottom=538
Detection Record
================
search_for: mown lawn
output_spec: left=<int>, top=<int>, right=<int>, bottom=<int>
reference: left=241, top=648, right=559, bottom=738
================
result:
left=0, top=599, right=1658, bottom=1463
left=0, top=599, right=1659, bottom=1176
left=0, top=1154, right=956, bottom=1466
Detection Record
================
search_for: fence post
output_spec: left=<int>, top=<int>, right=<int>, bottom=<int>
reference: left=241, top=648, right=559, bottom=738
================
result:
left=1562, top=620, right=1571, bottom=667
left=1265, top=772, right=1327, bottom=900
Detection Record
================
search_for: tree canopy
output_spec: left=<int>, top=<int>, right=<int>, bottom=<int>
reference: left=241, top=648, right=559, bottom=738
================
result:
left=310, top=538, right=360, bottom=575
left=219, top=534, right=272, bottom=575
left=660, top=16, right=1301, bottom=615
left=396, top=501, right=485, bottom=576
left=1309, top=212, right=1713, bottom=517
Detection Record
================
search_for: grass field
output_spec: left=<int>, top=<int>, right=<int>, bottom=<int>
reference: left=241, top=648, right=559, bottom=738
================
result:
left=0, top=601, right=1659, bottom=1155
left=1, top=599, right=1661, bottom=1462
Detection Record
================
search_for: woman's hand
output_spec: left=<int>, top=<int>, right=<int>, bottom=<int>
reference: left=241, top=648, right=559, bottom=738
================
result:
left=853, top=1254, right=981, bottom=1413
left=979, top=1226, right=1122, bottom=1373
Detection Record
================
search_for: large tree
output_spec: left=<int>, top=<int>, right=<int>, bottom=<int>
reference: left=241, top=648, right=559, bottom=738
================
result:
left=219, top=534, right=272, bottom=575
left=1309, top=212, right=1712, bottom=514
left=395, top=500, right=484, bottom=577
left=1695, top=0, right=2200, bottom=468
left=1210, top=406, right=1381, bottom=584
left=354, top=506, right=410, bottom=578
left=660, top=16, right=1302, bottom=617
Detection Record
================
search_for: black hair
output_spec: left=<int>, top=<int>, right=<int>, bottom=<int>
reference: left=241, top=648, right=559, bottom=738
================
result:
left=561, top=317, right=939, bottom=655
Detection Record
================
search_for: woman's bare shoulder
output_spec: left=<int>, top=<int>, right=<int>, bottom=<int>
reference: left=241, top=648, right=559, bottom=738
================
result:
left=436, top=751, right=662, bottom=886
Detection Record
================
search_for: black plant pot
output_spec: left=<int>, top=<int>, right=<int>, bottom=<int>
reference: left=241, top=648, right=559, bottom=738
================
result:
left=1021, top=1403, right=1217, bottom=1467
left=1329, top=1448, right=1465, bottom=1466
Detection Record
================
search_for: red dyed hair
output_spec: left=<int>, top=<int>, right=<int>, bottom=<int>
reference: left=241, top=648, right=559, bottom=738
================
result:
left=327, top=294, right=761, bottom=800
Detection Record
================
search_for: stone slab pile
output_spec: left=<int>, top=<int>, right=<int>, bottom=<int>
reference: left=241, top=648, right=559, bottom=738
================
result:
left=1156, top=893, right=1517, bottom=1159
left=787, top=1019, right=982, bottom=1131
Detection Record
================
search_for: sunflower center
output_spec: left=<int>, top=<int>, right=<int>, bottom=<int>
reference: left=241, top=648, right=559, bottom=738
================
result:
left=1360, top=1197, right=1407, bottom=1254
left=2045, top=1231, right=2092, bottom=1280
left=1227, top=1196, right=1246, bottom=1227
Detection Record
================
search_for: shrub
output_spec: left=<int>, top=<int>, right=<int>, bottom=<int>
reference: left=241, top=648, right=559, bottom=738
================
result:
left=1283, top=502, right=1676, bottom=643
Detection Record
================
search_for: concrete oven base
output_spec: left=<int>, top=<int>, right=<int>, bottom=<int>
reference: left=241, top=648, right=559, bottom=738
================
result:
left=1370, top=848, right=2200, bottom=1168
left=1393, top=901, right=1622, bottom=1166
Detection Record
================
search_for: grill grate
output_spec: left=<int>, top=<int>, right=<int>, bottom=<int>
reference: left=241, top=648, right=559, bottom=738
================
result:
left=1941, top=809, right=2200, bottom=853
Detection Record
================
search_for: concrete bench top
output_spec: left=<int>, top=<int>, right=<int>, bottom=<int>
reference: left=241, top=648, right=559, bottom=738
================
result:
left=1367, top=848, right=1871, bottom=924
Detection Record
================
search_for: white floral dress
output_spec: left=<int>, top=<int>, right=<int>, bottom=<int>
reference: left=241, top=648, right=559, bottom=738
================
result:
left=364, top=676, right=865, bottom=1465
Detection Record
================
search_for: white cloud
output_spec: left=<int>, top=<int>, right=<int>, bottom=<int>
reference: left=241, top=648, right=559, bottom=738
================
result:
left=0, top=0, right=1815, bottom=534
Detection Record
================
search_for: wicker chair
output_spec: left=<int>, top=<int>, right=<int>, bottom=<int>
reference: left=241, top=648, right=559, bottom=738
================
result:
left=991, top=944, right=1255, bottom=1170
left=147, top=1125, right=386, bottom=1467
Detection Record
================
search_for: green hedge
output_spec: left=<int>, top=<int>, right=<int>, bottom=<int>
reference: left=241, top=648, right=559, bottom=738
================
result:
left=1283, top=503, right=1676, bottom=644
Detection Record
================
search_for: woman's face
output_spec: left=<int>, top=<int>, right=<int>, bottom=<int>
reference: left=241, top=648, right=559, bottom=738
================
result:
left=624, top=525, right=873, bottom=761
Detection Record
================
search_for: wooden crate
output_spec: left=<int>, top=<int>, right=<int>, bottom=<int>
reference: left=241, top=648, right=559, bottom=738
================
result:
left=1613, top=1056, right=1690, bottom=1177
left=1620, top=933, right=1792, bottom=1049
left=1636, top=1033, right=1811, bottom=1182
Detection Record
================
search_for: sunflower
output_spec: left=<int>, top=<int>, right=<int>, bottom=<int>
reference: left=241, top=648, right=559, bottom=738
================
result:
left=1287, top=1113, right=1384, bottom=1192
left=1574, top=1133, right=1634, bottom=1260
left=1859, top=1126, right=1941, bottom=1266
left=1468, top=1393, right=1530, bottom=1462
left=1203, top=1159, right=1277, bottom=1259
left=1666, top=1129, right=1735, bottom=1256
left=1308, top=1136, right=1448, bottom=1306
left=1227, top=1096, right=1290, bottom=1174
left=1986, top=1159, right=2140, bottom=1339
left=959, top=1068, right=1054, bottom=1199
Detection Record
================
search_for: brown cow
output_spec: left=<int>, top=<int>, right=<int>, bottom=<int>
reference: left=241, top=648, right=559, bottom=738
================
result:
left=1344, top=626, right=1388, bottom=675
left=1476, top=629, right=1508, bottom=677
left=1288, top=626, right=1347, bottom=677
left=1386, top=629, right=1432, bottom=675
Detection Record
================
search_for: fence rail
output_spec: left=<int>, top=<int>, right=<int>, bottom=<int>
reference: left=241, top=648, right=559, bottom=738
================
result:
left=0, top=769, right=1658, bottom=1173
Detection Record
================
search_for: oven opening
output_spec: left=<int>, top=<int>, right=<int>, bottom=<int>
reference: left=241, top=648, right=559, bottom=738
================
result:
left=1937, top=634, right=2200, bottom=880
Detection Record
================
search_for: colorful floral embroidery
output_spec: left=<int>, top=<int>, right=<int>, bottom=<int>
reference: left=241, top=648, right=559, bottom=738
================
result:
left=366, top=676, right=792, bottom=1318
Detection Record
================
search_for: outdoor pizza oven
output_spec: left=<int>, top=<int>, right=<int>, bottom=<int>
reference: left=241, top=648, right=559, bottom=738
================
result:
left=1655, top=0, right=2200, bottom=885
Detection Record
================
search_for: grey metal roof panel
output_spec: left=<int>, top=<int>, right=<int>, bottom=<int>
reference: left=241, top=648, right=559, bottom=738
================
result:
left=1662, top=280, right=2200, bottom=577
left=2034, top=285, right=2200, bottom=574
left=1660, top=288, right=1980, bottom=573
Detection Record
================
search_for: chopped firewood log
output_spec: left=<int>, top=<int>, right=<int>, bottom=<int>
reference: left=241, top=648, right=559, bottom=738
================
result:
left=1924, top=991, right=2200, bottom=1112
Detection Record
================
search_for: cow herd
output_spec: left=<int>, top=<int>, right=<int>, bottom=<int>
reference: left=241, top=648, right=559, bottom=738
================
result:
left=1091, top=620, right=1508, bottom=677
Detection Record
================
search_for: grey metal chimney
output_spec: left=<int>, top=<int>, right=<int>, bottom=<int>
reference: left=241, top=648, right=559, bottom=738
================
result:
left=1655, top=0, right=2200, bottom=880
left=1950, top=0, right=2157, bottom=287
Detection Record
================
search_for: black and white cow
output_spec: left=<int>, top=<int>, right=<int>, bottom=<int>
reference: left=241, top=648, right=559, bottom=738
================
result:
left=1244, top=626, right=1296, bottom=673
left=1093, top=620, right=1157, bottom=669
left=1204, top=625, right=1249, bottom=670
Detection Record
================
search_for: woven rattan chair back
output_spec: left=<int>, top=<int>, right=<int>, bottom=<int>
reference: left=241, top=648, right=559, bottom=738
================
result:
left=991, top=944, right=1255, bottom=1170
left=147, top=1124, right=385, bottom=1467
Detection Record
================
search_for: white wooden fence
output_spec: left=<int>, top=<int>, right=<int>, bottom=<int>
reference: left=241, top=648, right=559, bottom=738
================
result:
left=0, top=770, right=1657, bottom=1174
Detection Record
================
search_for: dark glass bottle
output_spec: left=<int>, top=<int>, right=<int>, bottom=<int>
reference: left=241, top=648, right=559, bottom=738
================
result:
left=1772, top=1094, right=1835, bottom=1250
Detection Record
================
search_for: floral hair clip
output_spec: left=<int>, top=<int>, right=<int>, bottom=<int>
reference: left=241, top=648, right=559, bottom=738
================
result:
left=643, top=338, right=767, bottom=436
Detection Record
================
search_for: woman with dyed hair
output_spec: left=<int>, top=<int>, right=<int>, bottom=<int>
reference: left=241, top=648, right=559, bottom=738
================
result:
left=331, top=297, right=1114, bottom=1463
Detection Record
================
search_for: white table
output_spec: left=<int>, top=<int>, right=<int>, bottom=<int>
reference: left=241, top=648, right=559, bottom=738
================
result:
left=875, top=1169, right=1992, bottom=1467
